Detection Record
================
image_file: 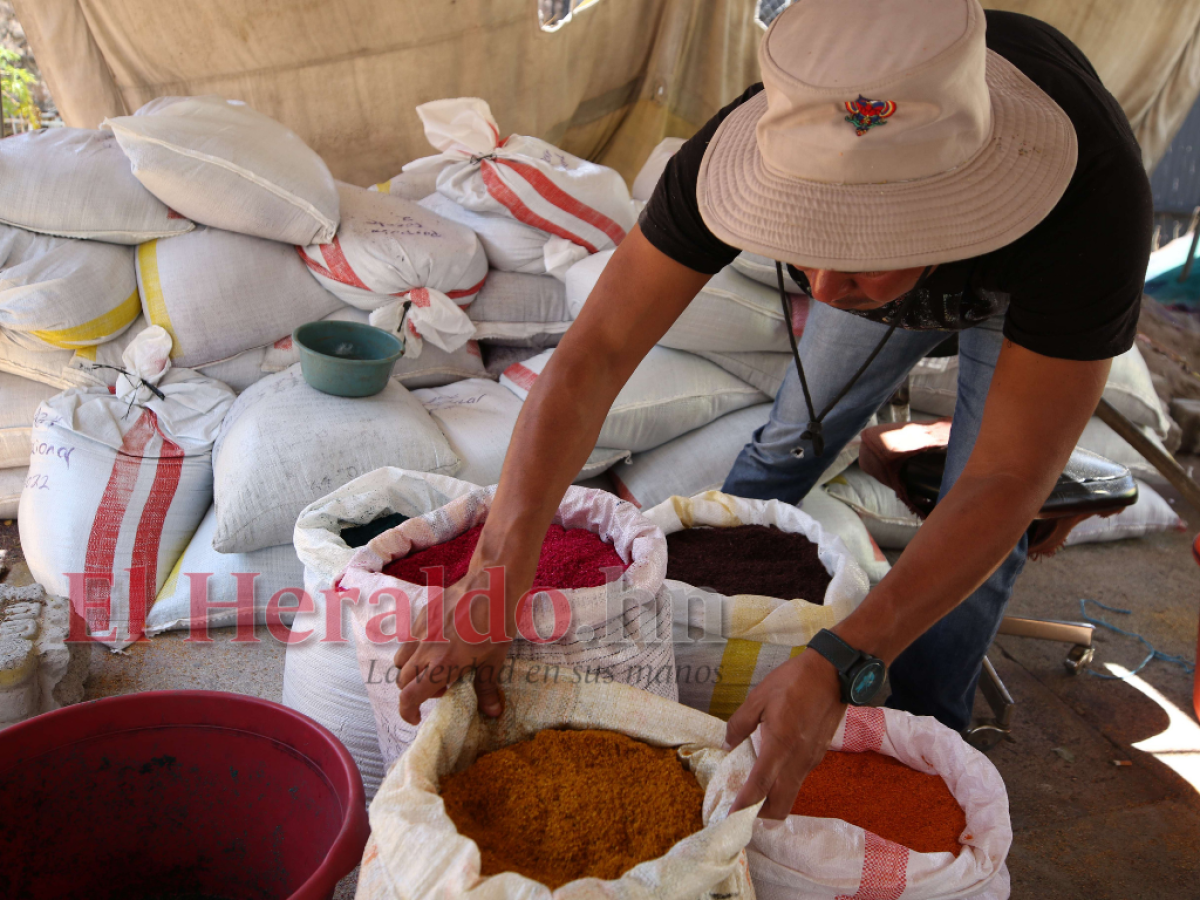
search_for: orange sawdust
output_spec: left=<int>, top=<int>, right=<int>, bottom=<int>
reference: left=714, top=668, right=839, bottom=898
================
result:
left=440, top=729, right=706, bottom=888
left=790, top=750, right=967, bottom=855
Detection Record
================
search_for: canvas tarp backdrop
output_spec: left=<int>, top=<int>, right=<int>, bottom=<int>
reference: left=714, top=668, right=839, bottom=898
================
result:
left=15, top=0, right=1200, bottom=187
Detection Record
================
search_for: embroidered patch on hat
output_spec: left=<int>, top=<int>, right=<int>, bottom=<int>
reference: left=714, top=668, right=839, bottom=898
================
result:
left=844, top=96, right=897, bottom=136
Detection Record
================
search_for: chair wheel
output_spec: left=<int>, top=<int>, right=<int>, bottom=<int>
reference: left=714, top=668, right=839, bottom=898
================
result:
left=964, top=723, right=1009, bottom=752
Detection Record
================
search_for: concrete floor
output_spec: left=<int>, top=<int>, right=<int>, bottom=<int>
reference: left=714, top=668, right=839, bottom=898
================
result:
left=2, top=468, right=1198, bottom=899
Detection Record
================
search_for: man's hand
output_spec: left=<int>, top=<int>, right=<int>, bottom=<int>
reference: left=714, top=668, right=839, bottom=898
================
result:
left=725, top=648, right=846, bottom=819
left=392, top=567, right=512, bottom=725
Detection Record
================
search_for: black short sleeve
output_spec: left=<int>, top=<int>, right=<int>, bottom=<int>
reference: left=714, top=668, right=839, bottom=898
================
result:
left=638, top=86, right=763, bottom=274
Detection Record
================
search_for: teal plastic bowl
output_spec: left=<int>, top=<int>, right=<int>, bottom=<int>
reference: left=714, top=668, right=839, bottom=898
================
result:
left=293, top=321, right=403, bottom=398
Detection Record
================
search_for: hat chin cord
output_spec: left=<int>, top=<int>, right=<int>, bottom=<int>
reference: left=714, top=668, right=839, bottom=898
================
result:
left=777, top=262, right=933, bottom=459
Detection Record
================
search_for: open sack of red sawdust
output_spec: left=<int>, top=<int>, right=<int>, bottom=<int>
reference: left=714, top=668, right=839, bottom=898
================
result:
left=642, top=491, right=870, bottom=720
left=337, top=483, right=676, bottom=769
left=354, top=659, right=758, bottom=899
left=748, top=706, right=1011, bottom=900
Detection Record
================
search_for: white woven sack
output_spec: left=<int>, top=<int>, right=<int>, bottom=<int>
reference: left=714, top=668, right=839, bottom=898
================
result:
left=415, top=378, right=631, bottom=487
left=501, top=346, right=767, bottom=452
left=748, top=705, right=1011, bottom=900
left=799, top=489, right=891, bottom=584
left=103, top=95, right=339, bottom=245
left=407, top=97, right=636, bottom=261
left=297, top=182, right=488, bottom=316
left=642, top=491, right=868, bottom=720
left=1065, top=480, right=1185, bottom=545
left=69, top=315, right=269, bottom=395
left=19, top=328, right=235, bottom=648
left=286, top=468, right=478, bottom=799
left=0, top=331, right=78, bottom=389
left=1076, top=416, right=1169, bottom=481
left=260, top=306, right=490, bottom=388
left=371, top=167, right=448, bottom=202
left=418, top=192, right=587, bottom=278
left=910, top=345, right=1170, bottom=437
left=135, top=225, right=343, bottom=368
left=147, top=504, right=306, bottom=636
left=0, top=128, right=194, bottom=243
left=631, top=137, right=689, bottom=202
left=695, top=352, right=791, bottom=398
left=825, top=465, right=922, bottom=551
left=0, top=225, right=139, bottom=352
left=468, top=271, right=572, bottom=346
left=610, top=405, right=772, bottom=510
left=0, top=466, right=26, bottom=519
left=211, top=365, right=460, bottom=553
left=729, top=252, right=807, bottom=292
left=356, top=661, right=758, bottom=900
left=566, top=251, right=790, bottom=354
left=0, top=374, right=58, bottom=469
left=339, top=484, right=676, bottom=769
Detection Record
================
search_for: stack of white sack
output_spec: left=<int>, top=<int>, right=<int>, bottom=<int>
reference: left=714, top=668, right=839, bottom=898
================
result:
left=297, top=182, right=487, bottom=357
left=209, top=364, right=460, bottom=555
left=284, top=468, right=478, bottom=798
left=385, top=97, right=637, bottom=279
left=18, top=328, right=235, bottom=649
left=0, top=373, right=59, bottom=520
left=339, top=482, right=676, bottom=771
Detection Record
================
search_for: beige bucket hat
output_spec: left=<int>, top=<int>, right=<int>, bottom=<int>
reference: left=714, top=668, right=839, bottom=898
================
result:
left=697, top=0, right=1078, bottom=272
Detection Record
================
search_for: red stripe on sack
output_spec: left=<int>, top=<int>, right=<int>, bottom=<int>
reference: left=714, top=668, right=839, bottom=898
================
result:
left=81, top=409, right=159, bottom=634
left=410, top=287, right=431, bottom=309
left=389, top=275, right=488, bottom=301
left=296, top=245, right=336, bottom=280
left=128, top=411, right=185, bottom=638
left=835, top=832, right=910, bottom=900
left=867, top=533, right=887, bottom=563
left=166, top=208, right=186, bottom=220
left=316, top=236, right=371, bottom=291
left=480, top=161, right=599, bottom=255
left=503, top=362, right=539, bottom=392
left=841, top=706, right=887, bottom=753
left=608, top=472, right=640, bottom=508
left=465, top=340, right=482, bottom=359
left=274, top=336, right=293, bottom=350
left=495, top=157, right=627, bottom=247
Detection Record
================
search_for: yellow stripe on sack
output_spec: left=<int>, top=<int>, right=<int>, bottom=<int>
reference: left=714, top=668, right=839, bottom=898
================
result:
left=76, top=345, right=98, bottom=362
left=708, top=638, right=763, bottom=721
left=28, top=289, right=141, bottom=349
left=375, top=181, right=392, bottom=194
left=137, top=240, right=181, bottom=359
left=157, top=549, right=187, bottom=604
left=789, top=644, right=806, bottom=659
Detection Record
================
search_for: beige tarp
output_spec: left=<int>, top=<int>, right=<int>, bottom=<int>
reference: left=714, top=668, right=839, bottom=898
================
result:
left=14, top=0, right=1200, bottom=184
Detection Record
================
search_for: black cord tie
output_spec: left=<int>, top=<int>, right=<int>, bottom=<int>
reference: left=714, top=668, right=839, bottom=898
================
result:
left=778, top=262, right=933, bottom=460
left=86, top=364, right=167, bottom=401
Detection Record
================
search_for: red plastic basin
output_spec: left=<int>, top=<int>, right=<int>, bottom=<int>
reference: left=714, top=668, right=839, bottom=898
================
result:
left=0, top=691, right=369, bottom=900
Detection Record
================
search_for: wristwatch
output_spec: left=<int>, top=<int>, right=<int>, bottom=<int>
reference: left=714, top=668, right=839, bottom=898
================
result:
left=807, top=629, right=887, bottom=706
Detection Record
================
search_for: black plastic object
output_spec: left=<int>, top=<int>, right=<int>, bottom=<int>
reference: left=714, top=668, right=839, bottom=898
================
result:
left=340, top=512, right=410, bottom=548
left=901, top=447, right=1138, bottom=519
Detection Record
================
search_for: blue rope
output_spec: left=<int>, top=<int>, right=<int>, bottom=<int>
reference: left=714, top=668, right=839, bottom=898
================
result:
left=1079, top=598, right=1195, bottom=679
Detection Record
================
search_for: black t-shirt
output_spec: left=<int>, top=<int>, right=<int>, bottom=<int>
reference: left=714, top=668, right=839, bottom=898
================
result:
left=640, top=11, right=1153, bottom=362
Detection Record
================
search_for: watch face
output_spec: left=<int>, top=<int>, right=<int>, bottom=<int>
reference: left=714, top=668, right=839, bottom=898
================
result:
left=850, top=659, right=886, bottom=705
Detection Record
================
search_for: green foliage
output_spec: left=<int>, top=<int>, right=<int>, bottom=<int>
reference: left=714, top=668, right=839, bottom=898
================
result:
left=1, top=47, right=40, bottom=130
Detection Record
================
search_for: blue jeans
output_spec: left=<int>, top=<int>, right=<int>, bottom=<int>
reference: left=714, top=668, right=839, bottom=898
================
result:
left=723, top=301, right=1027, bottom=731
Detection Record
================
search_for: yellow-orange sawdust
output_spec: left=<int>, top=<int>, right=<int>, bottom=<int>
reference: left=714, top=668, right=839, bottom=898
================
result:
left=440, top=728, right=706, bottom=888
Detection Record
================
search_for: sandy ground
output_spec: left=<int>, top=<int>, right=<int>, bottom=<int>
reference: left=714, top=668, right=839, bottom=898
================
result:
left=2, top=463, right=1198, bottom=899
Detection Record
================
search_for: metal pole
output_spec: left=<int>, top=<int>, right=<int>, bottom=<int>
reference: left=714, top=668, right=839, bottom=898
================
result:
left=1096, top=397, right=1200, bottom=514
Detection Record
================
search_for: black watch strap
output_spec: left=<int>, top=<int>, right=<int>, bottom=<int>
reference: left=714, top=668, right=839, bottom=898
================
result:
left=807, top=629, right=860, bottom=675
